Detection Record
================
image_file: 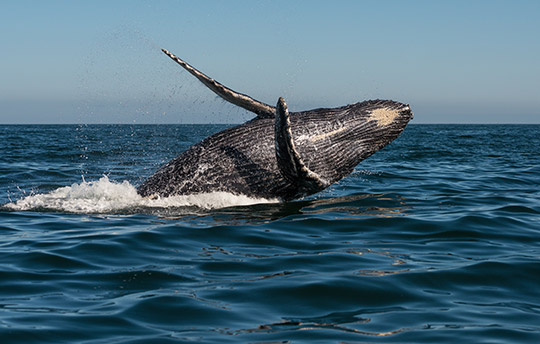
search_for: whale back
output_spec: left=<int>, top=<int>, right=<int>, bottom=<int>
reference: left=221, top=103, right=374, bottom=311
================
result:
left=138, top=117, right=283, bottom=199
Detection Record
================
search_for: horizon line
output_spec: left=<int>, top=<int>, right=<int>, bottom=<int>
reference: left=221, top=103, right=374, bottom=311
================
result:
left=1, top=122, right=540, bottom=126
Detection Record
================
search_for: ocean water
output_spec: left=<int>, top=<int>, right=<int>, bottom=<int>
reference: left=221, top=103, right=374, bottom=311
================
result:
left=1, top=123, right=539, bottom=343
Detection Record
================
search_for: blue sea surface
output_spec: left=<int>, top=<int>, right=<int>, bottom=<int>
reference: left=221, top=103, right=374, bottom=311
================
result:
left=1, top=124, right=540, bottom=343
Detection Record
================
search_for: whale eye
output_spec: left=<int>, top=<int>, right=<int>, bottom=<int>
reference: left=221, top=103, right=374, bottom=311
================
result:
left=368, top=108, right=400, bottom=127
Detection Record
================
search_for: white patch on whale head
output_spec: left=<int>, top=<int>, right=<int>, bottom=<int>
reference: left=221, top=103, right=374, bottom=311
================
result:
left=368, top=108, right=400, bottom=127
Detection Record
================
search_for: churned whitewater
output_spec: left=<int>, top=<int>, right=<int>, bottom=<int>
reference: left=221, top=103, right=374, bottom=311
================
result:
left=1, top=124, right=540, bottom=343
left=5, top=175, right=276, bottom=214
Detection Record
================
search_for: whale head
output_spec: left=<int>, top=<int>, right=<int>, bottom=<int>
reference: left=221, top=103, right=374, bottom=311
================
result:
left=288, top=99, right=413, bottom=187
left=345, top=99, right=413, bottom=163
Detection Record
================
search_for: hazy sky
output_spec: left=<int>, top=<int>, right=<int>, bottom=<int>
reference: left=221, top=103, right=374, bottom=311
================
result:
left=1, top=0, right=539, bottom=124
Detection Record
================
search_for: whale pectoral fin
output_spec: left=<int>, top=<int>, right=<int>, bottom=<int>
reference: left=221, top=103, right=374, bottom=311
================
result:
left=275, top=97, right=330, bottom=196
left=161, top=48, right=275, bottom=119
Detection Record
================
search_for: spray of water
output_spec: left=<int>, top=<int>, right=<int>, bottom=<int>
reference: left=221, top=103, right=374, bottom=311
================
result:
left=5, top=176, right=277, bottom=214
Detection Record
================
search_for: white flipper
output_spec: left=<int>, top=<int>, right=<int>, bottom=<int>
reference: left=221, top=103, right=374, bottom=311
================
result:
left=162, top=49, right=275, bottom=119
left=274, top=97, right=329, bottom=195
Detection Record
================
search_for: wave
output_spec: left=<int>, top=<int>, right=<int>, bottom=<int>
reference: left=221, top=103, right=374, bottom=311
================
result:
left=4, top=176, right=277, bottom=214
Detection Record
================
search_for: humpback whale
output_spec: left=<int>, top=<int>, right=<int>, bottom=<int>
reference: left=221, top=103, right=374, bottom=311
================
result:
left=137, top=49, right=413, bottom=201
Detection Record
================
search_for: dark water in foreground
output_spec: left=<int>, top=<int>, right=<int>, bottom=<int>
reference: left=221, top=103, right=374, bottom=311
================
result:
left=1, top=124, right=539, bottom=343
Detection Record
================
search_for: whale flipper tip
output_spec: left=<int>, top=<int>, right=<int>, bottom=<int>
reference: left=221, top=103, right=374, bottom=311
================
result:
left=160, top=48, right=275, bottom=119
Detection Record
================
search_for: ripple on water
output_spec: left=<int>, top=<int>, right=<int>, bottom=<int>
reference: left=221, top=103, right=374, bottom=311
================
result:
left=1, top=125, right=540, bottom=343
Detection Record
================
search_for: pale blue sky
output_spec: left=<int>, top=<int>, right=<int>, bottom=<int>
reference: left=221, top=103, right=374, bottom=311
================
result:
left=1, top=0, right=539, bottom=124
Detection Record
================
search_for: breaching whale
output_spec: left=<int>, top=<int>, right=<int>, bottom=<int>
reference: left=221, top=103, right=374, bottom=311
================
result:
left=137, top=49, right=413, bottom=201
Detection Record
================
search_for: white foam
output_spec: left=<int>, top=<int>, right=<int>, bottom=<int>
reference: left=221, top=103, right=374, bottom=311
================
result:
left=5, top=176, right=277, bottom=214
